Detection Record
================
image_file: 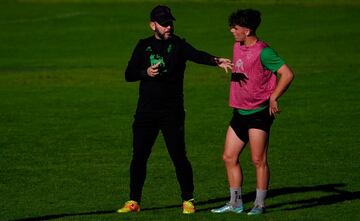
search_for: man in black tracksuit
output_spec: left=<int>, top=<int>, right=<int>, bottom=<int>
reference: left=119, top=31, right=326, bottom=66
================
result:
left=117, top=5, right=231, bottom=214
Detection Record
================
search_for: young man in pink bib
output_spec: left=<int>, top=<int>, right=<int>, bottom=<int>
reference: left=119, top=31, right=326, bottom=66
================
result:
left=211, top=9, right=294, bottom=215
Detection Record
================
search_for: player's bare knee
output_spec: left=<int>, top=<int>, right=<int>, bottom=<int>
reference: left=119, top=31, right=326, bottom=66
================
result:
left=251, top=157, right=266, bottom=168
left=223, top=154, right=237, bottom=165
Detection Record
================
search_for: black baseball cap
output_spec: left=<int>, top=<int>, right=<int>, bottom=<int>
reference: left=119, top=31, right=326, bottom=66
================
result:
left=150, top=5, right=176, bottom=25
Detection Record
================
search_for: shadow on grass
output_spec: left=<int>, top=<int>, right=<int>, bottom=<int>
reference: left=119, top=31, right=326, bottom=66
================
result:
left=197, top=183, right=360, bottom=212
left=11, top=183, right=359, bottom=220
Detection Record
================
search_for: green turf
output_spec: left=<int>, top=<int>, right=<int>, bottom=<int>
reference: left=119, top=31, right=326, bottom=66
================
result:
left=0, top=0, right=359, bottom=221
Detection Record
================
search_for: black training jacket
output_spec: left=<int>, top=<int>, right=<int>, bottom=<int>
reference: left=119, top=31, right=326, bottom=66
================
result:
left=125, top=35, right=218, bottom=113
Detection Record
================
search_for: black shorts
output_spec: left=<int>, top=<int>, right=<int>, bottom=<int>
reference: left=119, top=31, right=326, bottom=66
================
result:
left=229, top=108, right=274, bottom=143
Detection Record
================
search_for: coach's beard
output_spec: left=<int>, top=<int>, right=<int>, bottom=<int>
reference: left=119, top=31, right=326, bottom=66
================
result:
left=156, top=29, right=173, bottom=40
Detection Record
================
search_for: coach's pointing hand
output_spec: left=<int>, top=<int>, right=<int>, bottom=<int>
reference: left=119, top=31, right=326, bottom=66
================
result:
left=215, top=57, right=233, bottom=73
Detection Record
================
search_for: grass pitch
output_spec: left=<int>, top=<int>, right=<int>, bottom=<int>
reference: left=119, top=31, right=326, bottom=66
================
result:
left=0, top=0, right=359, bottom=221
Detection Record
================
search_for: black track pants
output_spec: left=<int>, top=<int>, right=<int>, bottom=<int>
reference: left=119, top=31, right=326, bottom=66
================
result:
left=129, top=111, right=194, bottom=202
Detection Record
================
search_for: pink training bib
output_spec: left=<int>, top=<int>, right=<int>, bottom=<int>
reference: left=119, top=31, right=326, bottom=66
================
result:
left=229, top=41, right=277, bottom=110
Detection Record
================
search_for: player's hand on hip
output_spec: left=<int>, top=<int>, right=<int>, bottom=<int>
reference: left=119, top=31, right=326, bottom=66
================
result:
left=269, top=98, right=281, bottom=117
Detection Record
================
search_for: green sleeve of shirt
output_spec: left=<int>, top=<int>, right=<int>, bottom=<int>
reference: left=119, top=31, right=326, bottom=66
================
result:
left=260, top=47, right=285, bottom=73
